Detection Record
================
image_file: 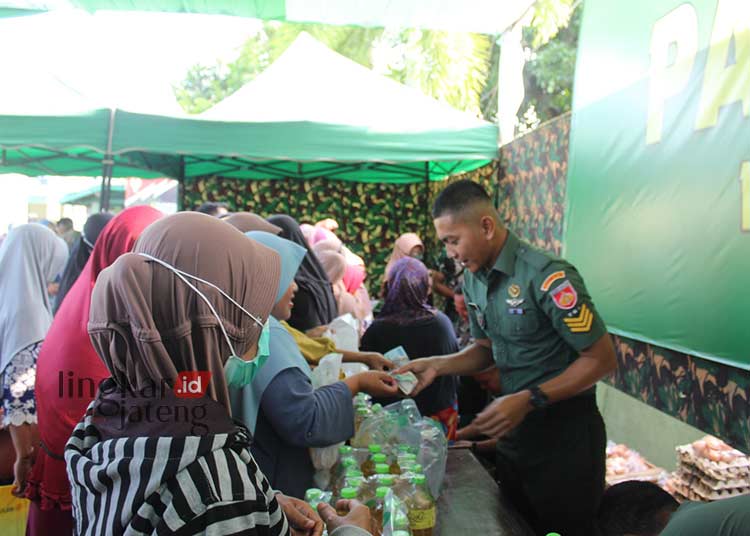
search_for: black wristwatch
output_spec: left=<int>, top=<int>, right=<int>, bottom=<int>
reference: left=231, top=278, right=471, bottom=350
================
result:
left=528, top=386, right=550, bottom=409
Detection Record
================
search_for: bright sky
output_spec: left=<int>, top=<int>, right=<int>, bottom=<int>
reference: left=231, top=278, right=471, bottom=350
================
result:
left=0, top=9, right=262, bottom=113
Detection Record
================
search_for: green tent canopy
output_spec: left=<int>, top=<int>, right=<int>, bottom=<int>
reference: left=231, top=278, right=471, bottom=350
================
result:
left=1, top=33, right=497, bottom=185
left=0, top=68, right=173, bottom=179
left=0, top=1, right=50, bottom=18
left=181, top=32, right=497, bottom=182
left=70, top=0, right=534, bottom=34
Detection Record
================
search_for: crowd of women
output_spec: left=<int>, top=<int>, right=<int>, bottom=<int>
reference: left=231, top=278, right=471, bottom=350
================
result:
left=0, top=204, right=463, bottom=535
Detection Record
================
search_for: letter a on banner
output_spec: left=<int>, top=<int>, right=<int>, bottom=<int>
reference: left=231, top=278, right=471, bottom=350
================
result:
left=696, top=0, right=750, bottom=130
left=647, top=4, right=698, bottom=144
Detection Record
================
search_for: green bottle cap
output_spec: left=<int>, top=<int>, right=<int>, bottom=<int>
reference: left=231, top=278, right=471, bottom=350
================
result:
left=375, top=463, right=390, bottom=474
left=545, top=534, right=562, bottom=536
left=371, top=403, right=383, bottom=413
left=373, top=453, right=387, bottom=463
left=342, top=457, right=357, bottom=468
left=339, top=445, right=353, bottom=455
left=399, top=462, right=415, bottom=472
left=304, top=488, right=323, bottom=501
left=357, top=407, right=369, bottom=415
left=345, top=476, right=364, bottom=487
left=345, top=468, right=363, bottom=478
left=379, top=475, right=395, bottom=486
left=413, top=474, right=427, bottom=485
left=368, top=444, right=382, bottom=454
left=376, top=486, right=389, bottom=498
left=341, top=487, right=358, bottom=499
left=411, top=464, right=423, bottom=473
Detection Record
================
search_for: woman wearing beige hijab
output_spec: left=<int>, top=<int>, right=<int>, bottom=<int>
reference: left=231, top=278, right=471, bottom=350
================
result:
left=64, top=213, right=373, bottom=536
left=383, top=233, right=424, bottom=281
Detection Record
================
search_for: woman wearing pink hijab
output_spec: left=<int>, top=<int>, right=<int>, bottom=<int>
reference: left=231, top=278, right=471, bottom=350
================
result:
left=314, top=247, right=358, bottom=319
left=312, top=240, right=372, bottom=329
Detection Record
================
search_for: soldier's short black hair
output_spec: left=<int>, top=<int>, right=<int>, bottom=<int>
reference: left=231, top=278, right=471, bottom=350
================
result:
left=432, top=180, right=492, bottom=219
left=597, top=481, right=678, bottom=536
left=195, top=202, right=229, bottom=217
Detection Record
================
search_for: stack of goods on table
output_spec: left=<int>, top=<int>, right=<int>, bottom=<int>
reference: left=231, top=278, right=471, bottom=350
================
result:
left=669, top=435, right=750, bottom=502
left=605, top=441, right=665, bottom=487
left=305, top=393, right=448, bottom=536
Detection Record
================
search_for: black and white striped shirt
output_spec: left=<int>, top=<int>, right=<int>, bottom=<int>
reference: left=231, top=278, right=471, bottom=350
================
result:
left=65, top=398, right=289, bottom=536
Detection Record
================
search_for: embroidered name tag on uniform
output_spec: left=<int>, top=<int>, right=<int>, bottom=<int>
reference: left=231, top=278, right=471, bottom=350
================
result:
left=563, top=303, right=593, bottom=333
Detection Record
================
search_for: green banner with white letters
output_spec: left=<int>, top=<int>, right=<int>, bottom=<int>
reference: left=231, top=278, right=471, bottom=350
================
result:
left=566, top=0, right=750, bottom=369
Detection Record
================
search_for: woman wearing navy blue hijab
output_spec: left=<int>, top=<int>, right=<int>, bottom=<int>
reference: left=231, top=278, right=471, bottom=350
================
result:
left=267, top=215, right=339, bottom=332
left=53, top=212, right=113, bottom=315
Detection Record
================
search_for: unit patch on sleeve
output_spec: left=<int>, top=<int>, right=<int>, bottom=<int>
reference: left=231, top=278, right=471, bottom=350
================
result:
left=540, top=270, right=566, bottom=292
left=550, top=280, right=578, bottom=310
left=563, top=304, right=593, bottom=333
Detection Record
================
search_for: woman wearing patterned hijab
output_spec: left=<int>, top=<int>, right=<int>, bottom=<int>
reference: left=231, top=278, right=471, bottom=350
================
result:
left=361, top=257, right=460, bottom=439
left=64, top=213, right=373, bottom=536
left=0, top=224, right=67, bottom=497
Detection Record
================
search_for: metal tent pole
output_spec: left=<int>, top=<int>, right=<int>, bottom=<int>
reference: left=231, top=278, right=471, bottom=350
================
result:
left=176, top=155, right=186, bottom=211
left=424, top=161, right=432, bottom=257
left=99, top=109, right=116, bottom=212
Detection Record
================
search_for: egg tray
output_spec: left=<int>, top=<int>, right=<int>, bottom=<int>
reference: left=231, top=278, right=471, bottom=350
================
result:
left=673, top=471, right=750, bottom=501
left=605, top=466, right=664, bottom=486
left=676, top=463, right=750, bottom=491
left=676, top=446, right=750, bottom=480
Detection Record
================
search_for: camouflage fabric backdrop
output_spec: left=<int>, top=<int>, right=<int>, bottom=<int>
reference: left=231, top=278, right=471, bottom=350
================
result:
left=497, top=113, right=569, bottom=255
left=494, top=112, right=749, bottom=453
left=183, top=175, right=457, bottom=293
left=182, top=113, right=749, bottom=452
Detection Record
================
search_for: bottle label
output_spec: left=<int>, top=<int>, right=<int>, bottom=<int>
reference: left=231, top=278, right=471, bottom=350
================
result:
left=408, top=507, right=436, bottom=529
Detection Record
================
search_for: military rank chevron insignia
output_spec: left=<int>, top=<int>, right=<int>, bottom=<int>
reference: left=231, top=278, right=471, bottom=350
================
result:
left=563, top=304, right=593, bottom=333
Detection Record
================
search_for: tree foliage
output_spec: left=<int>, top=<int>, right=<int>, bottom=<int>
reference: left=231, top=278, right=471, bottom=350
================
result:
left=518, top=1, right=582, bottom=131
left=175, top=1, right=583, bottom=134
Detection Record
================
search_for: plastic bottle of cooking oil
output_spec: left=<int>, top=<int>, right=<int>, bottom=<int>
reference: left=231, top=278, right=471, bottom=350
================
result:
left=405, top=474, right=436, bottom=536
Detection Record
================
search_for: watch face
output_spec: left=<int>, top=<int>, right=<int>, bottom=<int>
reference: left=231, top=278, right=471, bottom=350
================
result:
left=531, top=388, right=548, bottom=408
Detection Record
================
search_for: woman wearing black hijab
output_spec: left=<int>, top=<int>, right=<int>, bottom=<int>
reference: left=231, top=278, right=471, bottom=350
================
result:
left=52, top=212, right=113, bottom=315
left=267, top=214, right=338, bottom=331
